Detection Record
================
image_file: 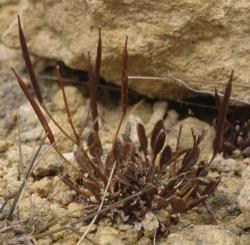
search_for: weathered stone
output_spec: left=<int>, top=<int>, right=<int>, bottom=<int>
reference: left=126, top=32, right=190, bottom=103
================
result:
left=94, top=226, right=124, bottom=245
left=18, top=102, right=40, bottom=132
left=161, top=225, right=239, bottom=245
left=0, top=78, right=24, bottom=138
left=32, top=146, right=63, bottom=177
left=51, top=177, right=75, bottom=206
left=210, top=155, right=241, bottom=176
left=238, top=165, right=250, bottom=225
left=3, top=0, right=250, bottom=104
left=29, top=177, right=52, bottom=197
left=142, top=212, right=159, bottom=237
left=0, top=140, right=9, bottom=153
left=0, top=159, right=21, bottom=196
left=240, top=234, right=250, bottom=245
left=157, top=210, right=171, bottom=226
left=235, top=213, right=250, bottom=230
left=137, top=237, right=152, bottom=245
left=212, top=175, right=243, bottom=217
left=166, top=116, right=215, bottom=160
left=145, top=101, right=168, bottom=131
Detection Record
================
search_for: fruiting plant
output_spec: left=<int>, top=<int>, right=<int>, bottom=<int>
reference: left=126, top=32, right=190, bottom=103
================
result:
left=7, top=15, right=232, bottom=239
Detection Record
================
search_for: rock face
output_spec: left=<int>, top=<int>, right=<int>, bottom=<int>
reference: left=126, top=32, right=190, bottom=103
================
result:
left=3, top=0, right=250, bottom=104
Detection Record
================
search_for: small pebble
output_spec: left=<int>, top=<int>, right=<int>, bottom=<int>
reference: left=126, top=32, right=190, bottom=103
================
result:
left=0, top=140, right=9, bottom=153
left=142, top=212, right=159, bottom=237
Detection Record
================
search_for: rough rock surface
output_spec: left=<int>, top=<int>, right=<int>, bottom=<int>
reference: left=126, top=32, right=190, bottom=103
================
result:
left=0, top=78, right=24, bottom=138
left=3, top=0, right=250, bottom=104
left=163, top=225, right=239, bottom=245
left=237, top=165, right=250, bottom=228
left=165, top=116, right=215, bottom=160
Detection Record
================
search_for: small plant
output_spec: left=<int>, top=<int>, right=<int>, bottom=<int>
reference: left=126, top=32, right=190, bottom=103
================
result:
left=8, top=15, right=232, bottom=239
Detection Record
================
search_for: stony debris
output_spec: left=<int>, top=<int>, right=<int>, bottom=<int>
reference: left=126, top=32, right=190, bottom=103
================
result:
left=52, top=85, right=85, bottom=114
left=20, top=126, right=43, bottom=142
left=29, top=177, right=53, bottom=197
left=18, top=192, right=54, bottom=224
left=235, top=213, right=250, bottom=230
left=212, top=175, right=243, bottom=217
left=32, top=146, right=63, bottom=177
left=137, top=237, right=152, bottom=245
left=210, top=155, right=241, bottom=176
left=240, top=234, right=250, bottom=245
left=18, top=102, right=40, bottom=132
left=50, top=176, right=75, bottom=205
left=166, top=117, right=215, bottom=160
left=156, top=210, right=171, bottom=226
left=0, top=139, right=9, bottom=153
left=237, top=165, right=250, bottom=227
left=0, top=160, right=21, bottom=196
left=164, top=110, right=179, bottom=130
left=238, top=182, right=250, bottom=213
left=146, top=101, right=168, bottom=131
left=142, top=212, right=159, bottom=237
left=118, top=224, right=139, bottom=244
left=5, top=144, right=33, bottom=163
left=163, top=225, right=239, bottom=245
left=67, top=202, right=83, bottom=219
left=0, top=79, right=23, bottom=138
left=94, top=226, right=124, bottom=245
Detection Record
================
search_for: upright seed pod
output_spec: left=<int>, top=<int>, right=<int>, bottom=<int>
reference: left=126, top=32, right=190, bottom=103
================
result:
left=17, top=15, right=43, bottom=105
left=121, top=36, right=128, bottom=114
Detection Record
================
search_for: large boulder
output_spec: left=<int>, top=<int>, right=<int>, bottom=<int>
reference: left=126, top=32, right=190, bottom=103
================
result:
left=2, top=0, right=250, bottom=104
